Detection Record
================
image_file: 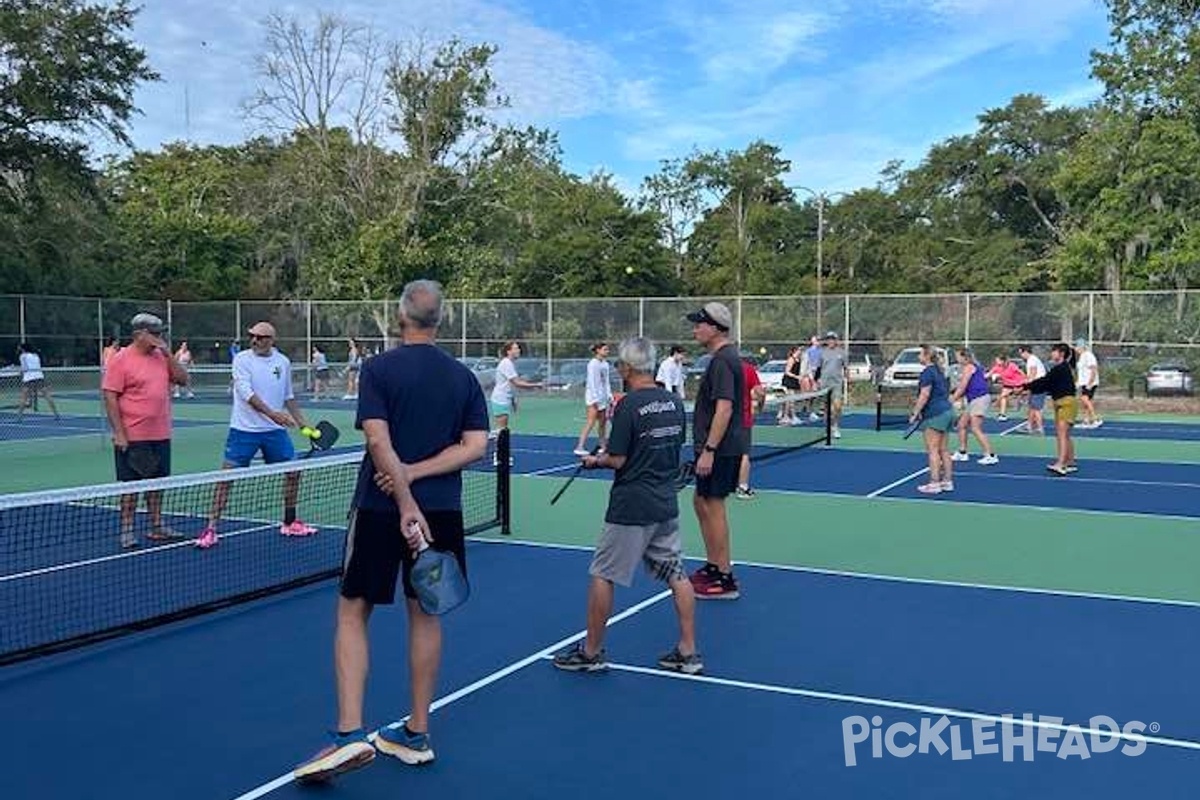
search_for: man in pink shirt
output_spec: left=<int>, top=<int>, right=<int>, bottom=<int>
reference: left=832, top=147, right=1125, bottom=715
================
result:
left=101, top=313, right=190, bottom=549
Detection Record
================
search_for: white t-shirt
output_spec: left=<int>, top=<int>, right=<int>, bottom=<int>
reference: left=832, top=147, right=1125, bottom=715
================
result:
left=656, top=357, right=684, bottom=394
left=585, top=358, right=612, bottom=407
left=491, top=358, right=518, bottom=405
left=230, top=348, right=294, bottom=432
left=1024, top=354, right=1046, bottom=383
left=1076, top=351, right=1099, bottom=388
left=19, top=352, right=44, bottom=382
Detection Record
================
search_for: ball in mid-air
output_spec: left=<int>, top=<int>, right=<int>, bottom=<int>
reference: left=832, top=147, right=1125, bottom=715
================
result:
left=625, top=266, right=634, bottom=275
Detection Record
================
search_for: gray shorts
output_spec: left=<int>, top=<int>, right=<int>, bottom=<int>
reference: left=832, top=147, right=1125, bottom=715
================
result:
left=967, top=395, right=991, bottom=417
left=589, top=519, right=685, bottom=587
left=819, top=379, right=843, bottom=403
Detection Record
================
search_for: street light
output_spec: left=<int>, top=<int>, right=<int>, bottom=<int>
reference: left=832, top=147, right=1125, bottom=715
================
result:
left=789, top=185, right=848, bottom=325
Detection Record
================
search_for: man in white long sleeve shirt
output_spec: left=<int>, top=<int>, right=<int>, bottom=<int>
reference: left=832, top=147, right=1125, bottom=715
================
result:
left=655, top=346, right=687, bottom=398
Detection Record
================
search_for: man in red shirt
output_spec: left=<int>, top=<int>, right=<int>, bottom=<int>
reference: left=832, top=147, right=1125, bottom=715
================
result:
left=736, top=357, right=766, bottom=499
left=101, top=313, right=190, bottom=549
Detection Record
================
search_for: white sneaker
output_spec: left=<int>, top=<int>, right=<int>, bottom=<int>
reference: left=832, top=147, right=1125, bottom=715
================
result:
left=997, top=414, right=1008, bottom=421
left=977, top=454, right=999, bottom=465
left=1092, top=419, right=1104, bottom=428
left=832, top=427, right=841, bottom=439
left=573, top=448, right=589, bottom=456
left=809, top=412, right=820, bottom=422
left=940, top=481, right=955, bottom=492
left=951, top=451, right=970, bottom=462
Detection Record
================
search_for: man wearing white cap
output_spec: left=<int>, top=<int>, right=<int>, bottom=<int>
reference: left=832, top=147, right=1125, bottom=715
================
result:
left=101, top=313, right=190, bottom=549
left=195, top=321, right=316, bottom=549
left=1073, top=338, right=1102, bottom=428
left=685, top=301, right=745, bottom=600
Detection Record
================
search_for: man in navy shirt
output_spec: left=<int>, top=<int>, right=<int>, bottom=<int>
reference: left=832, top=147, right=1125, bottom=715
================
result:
left=295, top=280, right=489, bottom=783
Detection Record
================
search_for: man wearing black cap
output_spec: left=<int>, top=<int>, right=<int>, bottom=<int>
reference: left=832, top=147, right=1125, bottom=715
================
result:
left=685, top=302, right=744, bottom=600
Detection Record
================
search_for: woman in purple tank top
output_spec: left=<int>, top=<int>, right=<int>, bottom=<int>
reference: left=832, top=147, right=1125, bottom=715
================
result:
left=950, top=348, right=998, bottom=465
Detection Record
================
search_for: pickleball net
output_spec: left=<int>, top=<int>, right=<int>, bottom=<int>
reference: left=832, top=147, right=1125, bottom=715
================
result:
left=685, top=388, right=833, bottom=461
left=875, top=383, right=915, bottom=429
left=0, top=430, right=510, bottom=665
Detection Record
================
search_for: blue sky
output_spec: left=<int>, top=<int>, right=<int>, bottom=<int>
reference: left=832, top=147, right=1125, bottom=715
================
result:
left=124, top=0, right=1110, bottom=196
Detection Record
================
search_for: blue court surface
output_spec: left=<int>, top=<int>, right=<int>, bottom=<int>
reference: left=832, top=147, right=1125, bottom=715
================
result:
left=1, top=541, right=1196, bottom=800
left=850, top=409, right=1200, bottom=441
left=507, top=434, right=1200, bottom=518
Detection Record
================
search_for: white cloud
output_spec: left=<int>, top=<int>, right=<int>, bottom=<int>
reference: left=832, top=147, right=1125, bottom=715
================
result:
left=621, top=122, right=729, bottom=161
left=669, top=4, right=836, bottom=82
left=1047, top=81, right=1104, bottom=109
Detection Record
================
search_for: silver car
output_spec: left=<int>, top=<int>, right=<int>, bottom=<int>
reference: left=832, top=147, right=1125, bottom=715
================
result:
left=1146, top=363, right=1194, bottom=396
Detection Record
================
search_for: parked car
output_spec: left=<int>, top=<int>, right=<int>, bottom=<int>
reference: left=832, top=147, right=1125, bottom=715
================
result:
left=757, top=359, right=788, bottom=391
left=544, top=359, right=590, bottom=391
left=847, top=354, right=874, bottom=383
left=881, top=347, right=949, bottom=387
left=1145, top=363, right=1194, bottom=396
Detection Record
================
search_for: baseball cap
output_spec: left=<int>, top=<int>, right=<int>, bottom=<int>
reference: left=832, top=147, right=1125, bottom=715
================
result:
left=1073, top=337, right=1089, bottom=348
left=824, top=330, right=840, bottom=340
left=130, top=313, right=166, bottom=335
left=248, top=321, right=277, bottom=338
left=686, top=302, right=733, bottom=331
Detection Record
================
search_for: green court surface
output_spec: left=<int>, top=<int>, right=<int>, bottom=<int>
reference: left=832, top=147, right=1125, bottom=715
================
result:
left=4, top=390, right=1199, bottom=611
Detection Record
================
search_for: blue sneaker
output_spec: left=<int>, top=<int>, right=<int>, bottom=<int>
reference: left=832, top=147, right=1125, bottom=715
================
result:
left=376, top=723, right=436, bottom=765
left=293, top=729, right=375, bottom=783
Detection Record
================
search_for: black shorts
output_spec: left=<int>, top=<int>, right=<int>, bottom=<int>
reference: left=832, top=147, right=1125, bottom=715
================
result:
left=114, top=440, right=171, bottom=481
left=340, top=508, right=466, bottom=605
left=695, top=454, right=741, bottom=499
left=1080, top=386, right=1097, bottom=399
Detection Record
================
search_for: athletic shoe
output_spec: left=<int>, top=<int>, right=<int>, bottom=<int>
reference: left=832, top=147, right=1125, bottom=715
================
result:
left=832, top=427, right=841, bottom=439
left=120, top=531, right=137, bottom=549
left=281, top=520, right=318, bottom=536
left=1092, top=419, right=1104, bottom=428
left=293, top=729, right=376, bottom=783
left=977, top=454, right=999, bottom=465
left=148, top=526, right=185, bottom=542
left=735, top=486, right=755, bottom=500
left=809, top=412, right=820, bottom=422
left=375, top=724, right=436, bottom=766
left=694, top=572, right=739, bottom=600
left=194, top=527, right=219, bottom=549
left=917, top=482, right=943, bottom=494
left=573, top=448, right=589, bottom=456
left=689, top=563, right=721, bottom=590
left=1064, top=464, right=1079, bottom=474
left=1046, top=464, right=1068, bottom=476
left=658, top=648, right=704, bottom=675
left=552, top=643, right=608, bottom=673
left=997, top=414, right=1008, bottom=421
left=951, top=451, right=970, bottom=462
left=939, top=481, right=955, bottom=492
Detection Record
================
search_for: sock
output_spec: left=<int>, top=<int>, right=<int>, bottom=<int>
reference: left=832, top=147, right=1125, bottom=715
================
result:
left=336, top=728, right=363, bottom=739
left=284, top=506, right=297, bottom=525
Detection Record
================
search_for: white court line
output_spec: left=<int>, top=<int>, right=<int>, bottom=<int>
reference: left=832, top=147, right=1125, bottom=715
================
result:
left=472, top=537, right=1200, bottom=609
left=866, top=467, right=928, bottom=498
left=998, top=420, right=1029, bottom=436
left=603, top=663, right=1200, bottom=753
left=229, top=589, right=673, bottom=800
left=1, top=520, right=277, bottom=583
left=954, top=471, right=1200, bottom=490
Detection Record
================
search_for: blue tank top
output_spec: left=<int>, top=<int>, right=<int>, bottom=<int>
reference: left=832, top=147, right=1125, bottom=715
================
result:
left=965, top=361, right=989, bottom=400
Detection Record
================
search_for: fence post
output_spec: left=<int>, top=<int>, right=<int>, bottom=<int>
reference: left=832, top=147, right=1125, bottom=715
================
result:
left=305, top=301, right=313, bottom=360
left=460, top=299, right=467, bottom=358
left=380, top=300, right=388, bottom=351
left=1088, top=292, right=1095, bottom=344
left=843, top=295, right=850, bottom=348
left=18, top=295, right=25, bottom=342
left=638, top=297, right=645, bottom=338
left=963, top=293, right=971, bottom=348
left=234, top=300, right=242, bottom=350
left=735, top=296, right=743, bottom=345
left=96, top=298, right=104, bottom=364
left=547, top=298, right=555, bottom=375
left=166, top=299, right=173, bottom=345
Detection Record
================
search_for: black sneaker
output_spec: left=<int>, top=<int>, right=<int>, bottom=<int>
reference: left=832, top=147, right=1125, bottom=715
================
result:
left=658, top=648, right=704, bottom=675
left=695, top=571, right=740, bottom=600
left=689, top=562, right=721, bottom=588
left=552, top=643, right=607, bottom=672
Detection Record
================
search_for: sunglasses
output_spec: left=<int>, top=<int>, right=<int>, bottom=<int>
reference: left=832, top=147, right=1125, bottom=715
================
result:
left=249, top=334, right=274, bottom=341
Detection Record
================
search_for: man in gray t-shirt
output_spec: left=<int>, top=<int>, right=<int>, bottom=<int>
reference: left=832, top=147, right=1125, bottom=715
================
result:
left=816, top=331, right=847, bottom=439
left=552, top=337, right=702, bottom=676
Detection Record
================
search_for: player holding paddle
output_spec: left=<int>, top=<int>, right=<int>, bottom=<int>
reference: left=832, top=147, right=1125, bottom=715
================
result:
left=552, top=337, right=700, bottom=674
left=910, top=345, right=956, bottom=495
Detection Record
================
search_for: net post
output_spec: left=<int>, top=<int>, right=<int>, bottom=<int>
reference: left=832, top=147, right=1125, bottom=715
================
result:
left=875, top=384, right=883, bottom=431
left=498, top=427, right=512, bottom=535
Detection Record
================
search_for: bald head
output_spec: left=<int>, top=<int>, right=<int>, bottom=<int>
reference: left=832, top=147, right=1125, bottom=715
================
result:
left=401, top=279, right=444, bottom=331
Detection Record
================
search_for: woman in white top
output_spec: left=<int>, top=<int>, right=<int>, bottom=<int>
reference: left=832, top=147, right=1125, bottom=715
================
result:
left=655, top=345, right=686, bottom=398
left=574, top=342, right=613, bottom=456
left=490, top=341, right=541, bottom=431
left=17, top=342, right=60, bottom=420
left=343, top=338, right=363, bottom=400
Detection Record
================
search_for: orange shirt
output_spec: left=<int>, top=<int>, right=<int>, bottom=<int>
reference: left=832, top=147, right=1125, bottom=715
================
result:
left=101, top=347, right=172, bottom=441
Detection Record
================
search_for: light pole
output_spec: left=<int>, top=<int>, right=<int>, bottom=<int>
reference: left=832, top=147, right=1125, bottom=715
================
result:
left=789, top=186, right=847, bottom=327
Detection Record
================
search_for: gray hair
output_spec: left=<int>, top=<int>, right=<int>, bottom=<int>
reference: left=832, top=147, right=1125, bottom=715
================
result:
left=400, top=279, right=444, bottom=330
left=618, top=336, right=657, bottom=374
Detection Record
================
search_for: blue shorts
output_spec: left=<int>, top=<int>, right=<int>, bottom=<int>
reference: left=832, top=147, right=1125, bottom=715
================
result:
left=223, top=428, right=296, bottom=468
left=1028, top=393, right=1046, bottom=410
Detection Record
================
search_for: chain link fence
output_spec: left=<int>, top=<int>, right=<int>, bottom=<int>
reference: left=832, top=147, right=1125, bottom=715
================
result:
left=3, top=291, right=1197, bottom=398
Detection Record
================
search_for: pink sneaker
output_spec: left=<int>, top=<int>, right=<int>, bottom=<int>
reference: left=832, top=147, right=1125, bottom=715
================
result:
left=195, top=527, right=219, bottom=549
left=281, top=520, right=318, bottom=536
